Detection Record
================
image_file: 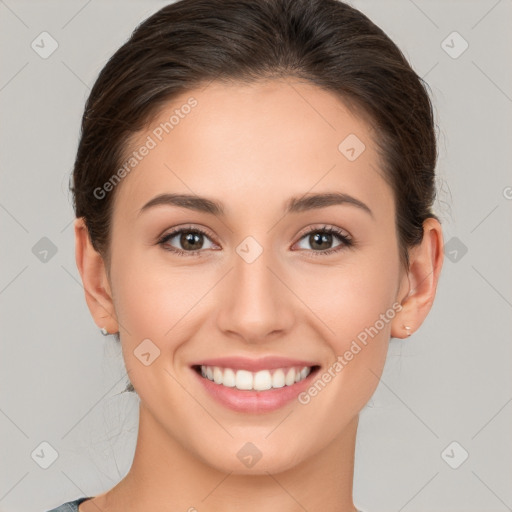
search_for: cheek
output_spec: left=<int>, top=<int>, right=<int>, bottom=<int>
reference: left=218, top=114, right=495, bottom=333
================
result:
left=111, top=264, right=201, bottom=400
left=111, top=245, right=206, bottom=336
left=294, top=256, right=399, bottom=347
left=294, top=264, right=398, bottom=436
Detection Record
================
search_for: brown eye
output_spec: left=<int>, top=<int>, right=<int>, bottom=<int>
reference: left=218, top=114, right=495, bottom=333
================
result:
left=295, top=226, right=353, bottom=255
left=157, top=227, right=216, bottom=256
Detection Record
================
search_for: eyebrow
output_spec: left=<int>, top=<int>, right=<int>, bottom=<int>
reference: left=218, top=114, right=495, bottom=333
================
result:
left=137, top=192, right=373, bottom=218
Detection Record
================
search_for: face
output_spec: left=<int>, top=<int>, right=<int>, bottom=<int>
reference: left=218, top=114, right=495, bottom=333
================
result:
left=104, top=79, right=407, bottom=474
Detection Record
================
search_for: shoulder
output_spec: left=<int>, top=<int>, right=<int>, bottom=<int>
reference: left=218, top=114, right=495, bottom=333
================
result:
left=45, top=497, right=92, bottom=512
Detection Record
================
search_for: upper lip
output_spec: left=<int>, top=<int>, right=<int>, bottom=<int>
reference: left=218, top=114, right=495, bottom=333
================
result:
left=191, top=356, right=319, bottom=372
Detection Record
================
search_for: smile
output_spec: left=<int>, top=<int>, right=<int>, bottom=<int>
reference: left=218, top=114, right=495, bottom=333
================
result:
left=190, top=357, right=321, bottom=413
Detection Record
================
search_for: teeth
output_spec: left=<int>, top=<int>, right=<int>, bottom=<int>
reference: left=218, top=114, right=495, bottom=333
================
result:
left=253, top=370, right=272, bottom=391
left=199, top=365, right=312, bottom=390
left=213, top=367, right=223, bottom=385
left=236, top=370, right=253, bottom=390
left=285, top=368, right=295, bottom=386
left=272, top=369, right=285, bottom=388
left=223, top=368, right=236, bottom=387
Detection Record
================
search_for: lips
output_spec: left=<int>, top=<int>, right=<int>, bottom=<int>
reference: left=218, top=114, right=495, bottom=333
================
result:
left=190, top=356, right=320, bottom=413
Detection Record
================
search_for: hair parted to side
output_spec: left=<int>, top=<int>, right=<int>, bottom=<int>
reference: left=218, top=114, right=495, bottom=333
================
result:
left=71, top=0, right=439, bottom=394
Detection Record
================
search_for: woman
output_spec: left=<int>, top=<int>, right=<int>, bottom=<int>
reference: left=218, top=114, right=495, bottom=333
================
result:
left=48, top=0, right=444, bottom=510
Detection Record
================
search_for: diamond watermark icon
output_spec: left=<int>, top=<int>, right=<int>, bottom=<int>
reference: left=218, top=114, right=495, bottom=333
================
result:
left=444, top=236, right=468, bottom=263
left=31, top=441, right=59, bottom=469
left=441, top=441, right=469, bottom=469
left=134, top=338, right=161, bottom=366
left=32, top=237, right=58, bottom=263
left=338, top=134, right=366, bottom=161
left=31, top=31, right=59, bottom=59
left=236, top=236, right=263, bottom=264
left=236, top=442, right=263, bottom=468
left=441, top=31, right=468, bottom=59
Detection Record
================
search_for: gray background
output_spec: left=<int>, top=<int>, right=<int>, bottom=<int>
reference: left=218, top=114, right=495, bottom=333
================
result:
left=1, top=1, right=511, bottom=511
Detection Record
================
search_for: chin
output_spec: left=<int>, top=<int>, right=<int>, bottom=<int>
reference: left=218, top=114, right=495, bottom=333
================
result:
left=194, top=437, right=309, bottom=476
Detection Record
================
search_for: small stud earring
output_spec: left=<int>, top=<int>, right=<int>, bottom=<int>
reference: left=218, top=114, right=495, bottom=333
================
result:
left=100, top=327, right=109, bottom=336
left=404, top=325, right=412, bottom=337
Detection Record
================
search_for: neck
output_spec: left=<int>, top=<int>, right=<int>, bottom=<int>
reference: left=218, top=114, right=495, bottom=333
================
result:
left=105, top=402, right=359, bottom=512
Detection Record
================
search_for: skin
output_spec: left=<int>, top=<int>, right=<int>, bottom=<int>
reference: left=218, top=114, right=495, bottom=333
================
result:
left=74, top=78, right=444, bottom=512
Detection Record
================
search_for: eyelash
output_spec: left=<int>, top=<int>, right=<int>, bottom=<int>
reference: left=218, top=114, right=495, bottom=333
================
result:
left=156, top=224, right=354, bottom=258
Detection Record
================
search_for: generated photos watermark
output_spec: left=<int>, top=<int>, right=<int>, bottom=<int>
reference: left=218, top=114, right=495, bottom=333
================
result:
left=298, top=301, right=403, bottom=405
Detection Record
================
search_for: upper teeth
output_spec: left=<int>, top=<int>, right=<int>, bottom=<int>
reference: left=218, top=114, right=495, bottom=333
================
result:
left=200, top=365, right=312, bottom=391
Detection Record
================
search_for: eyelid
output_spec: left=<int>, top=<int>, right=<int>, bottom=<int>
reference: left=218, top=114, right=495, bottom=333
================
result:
left=157, top=224, right=218, bottom=243
left=294, top=223, right=352, bottom=241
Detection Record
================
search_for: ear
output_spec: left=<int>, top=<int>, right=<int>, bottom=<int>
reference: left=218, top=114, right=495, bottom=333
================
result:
left=391, top=217, right=444, bottom=339
left=74, top=217, right=119, bottom=334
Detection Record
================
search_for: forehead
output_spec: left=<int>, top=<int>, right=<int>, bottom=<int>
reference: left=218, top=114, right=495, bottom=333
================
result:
left=113, top=79, right=393, bottom=221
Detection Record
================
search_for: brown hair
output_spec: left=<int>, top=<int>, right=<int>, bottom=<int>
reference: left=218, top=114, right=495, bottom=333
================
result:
left=71, top=0, right=439, bottom=393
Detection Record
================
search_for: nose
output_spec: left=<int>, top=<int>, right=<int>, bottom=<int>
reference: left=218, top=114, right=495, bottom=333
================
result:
left=216, top=245, right=295, bottom=344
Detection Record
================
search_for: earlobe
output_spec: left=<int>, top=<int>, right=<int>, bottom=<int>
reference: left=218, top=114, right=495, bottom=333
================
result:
left=74, top=217, right=119, bottom=334
left=391, top=217, right=444, bottom=339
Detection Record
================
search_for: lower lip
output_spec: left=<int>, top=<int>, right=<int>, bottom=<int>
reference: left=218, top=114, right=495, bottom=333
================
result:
left=192, top=367, right=318, bottom=413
